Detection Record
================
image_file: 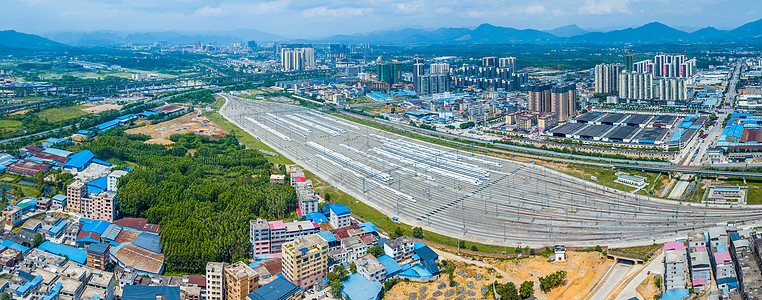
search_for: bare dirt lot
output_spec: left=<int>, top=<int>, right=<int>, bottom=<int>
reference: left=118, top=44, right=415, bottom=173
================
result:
left=82, top=103, right=122, bottom=113
left=491, top=251, right=612, bottom=300
left=125, top=111, right=227, bottom=144
left=385, top=260, right=499, bottom=300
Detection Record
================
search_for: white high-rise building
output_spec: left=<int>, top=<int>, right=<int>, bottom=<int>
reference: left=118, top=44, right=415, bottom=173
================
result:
left=430, top=63, right=450, bottom=74
left=618, top=71, right=654, bottom=101
left=594, top=63, right=623, bottom=95
left=657, top=77, right=687, bottom=102
left=633, top=60, right=654, bottom=74
left=499, top=57, right=516, bottom=70
left=281, top=48, right=315, bottom=71
left=654, top=54, right=694, bottom=78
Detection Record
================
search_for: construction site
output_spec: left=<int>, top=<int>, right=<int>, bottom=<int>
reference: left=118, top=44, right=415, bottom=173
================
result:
left=125, top=110, right=227, bottom=145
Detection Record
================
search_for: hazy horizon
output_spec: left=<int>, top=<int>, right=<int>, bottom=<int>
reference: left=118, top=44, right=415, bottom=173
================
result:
left=2, top=0, right=760, bottom=39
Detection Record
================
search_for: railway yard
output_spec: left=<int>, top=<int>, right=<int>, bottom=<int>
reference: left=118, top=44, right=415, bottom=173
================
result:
left=220, top=94, right=762, bottom=247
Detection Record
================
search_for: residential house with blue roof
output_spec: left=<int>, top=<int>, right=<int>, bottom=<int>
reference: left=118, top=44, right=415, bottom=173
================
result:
left=123, top=286, right=180, bottom=300
left=341, top=273, right=382, bottom=300
left=132, top=232, right=162, bottom=253
left=329, top=204, right=351, bottom=229
left=376, top=255, right=402, bottom=278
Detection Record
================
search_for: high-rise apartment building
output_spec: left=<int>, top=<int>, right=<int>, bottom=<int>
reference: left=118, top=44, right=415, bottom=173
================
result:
left=224, top=262, right=259, bottom=300
left=377, top=62, right=401, bottom=84
left=624, top=54, right=634, bottom=72
left=551, top=83, right=577, bottom=121
left=282, top=234, right=328, bottom=290
left=281, top=48, right=315, bottom=71
left=482, top=57, right=497, bottom=67
left=430, top=63, right=450, bottom=74
left=657, top=78, right=687, bottom=102
left=634, top=60, right=654, bottom=73
left=528, top=83, right=552, bottom=112
left=594, top=63, right=623, bottom=95
left=415, top=74, right=450, bottom=96
left=654, top=54, right=694, bottom=78
left=249, top=218, right=320, bottom=256
left=205, top=262, right=229, bottom=300
left=499, top=57, right=516, bottom=70
left=618, top=71, right=654, bottom=101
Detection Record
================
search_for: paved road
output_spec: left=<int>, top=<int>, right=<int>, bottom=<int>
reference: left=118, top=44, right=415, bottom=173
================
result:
left=588, top=261, right=634, bottom=299
left=615, top=251, right=664, bottom=300
left=220, top=94, right=762, bottom=247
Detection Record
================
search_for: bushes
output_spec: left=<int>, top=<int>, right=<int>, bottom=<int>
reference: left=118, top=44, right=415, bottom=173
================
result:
left=539, top=270, right=567, bottom=292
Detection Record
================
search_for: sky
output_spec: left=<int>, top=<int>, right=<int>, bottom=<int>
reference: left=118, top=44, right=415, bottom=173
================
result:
left=1, top=0, right=760, bottom=38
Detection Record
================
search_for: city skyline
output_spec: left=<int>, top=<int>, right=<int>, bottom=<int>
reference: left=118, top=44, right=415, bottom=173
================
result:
left=2, top=0, right=761, bottom=39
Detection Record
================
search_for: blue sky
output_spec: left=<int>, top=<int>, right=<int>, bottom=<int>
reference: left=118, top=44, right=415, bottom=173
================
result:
left=1, top=0, right=760, bottom=38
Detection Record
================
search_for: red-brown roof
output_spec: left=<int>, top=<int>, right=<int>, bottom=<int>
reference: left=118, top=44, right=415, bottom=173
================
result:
left=260, top=258, right=283, bottom=276
left=330, top=224, right=360, bottom=241
left=33, top=152, right=69, bottom=163
left=77, top=231, right=101, bottom=241
left=7, top=160, right=52, bottom=176
left=24, top=146, right=43, bottom=154
left=113, top=217, right=161, bottom=234
left=187, top=275, right=206, bottom=287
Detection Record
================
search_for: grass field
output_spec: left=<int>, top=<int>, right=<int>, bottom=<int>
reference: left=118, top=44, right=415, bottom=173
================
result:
left=560, top=165, right=662, bottom=197
left=36, top=105, right=90, bottom=123
left=0, top=120, right=22, bottom=128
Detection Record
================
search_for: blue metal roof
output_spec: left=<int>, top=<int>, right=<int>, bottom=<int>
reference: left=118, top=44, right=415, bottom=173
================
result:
left=330, top=203, right=350, bottom=216
left=377, top=255, right=401, bottom=276
left=49, top=221, right=68, bottom=237
left=91, top=159, right=111, bottom=166
left=0, top=240, right=29, bottom=253
left=52, top=194, right=67, bottom=201
left=316, top=231, right=337, bottom=243
left=247, top=277, right=302, bottom=300
left=87, top=243, right=110, bottom=255
left=16, top=275, right=42, bottom=296
left=305, top=212, right=328, bottom=223
left=399, top=265, right=433, bottom=279
left=64, top=150, right=94, bottom=169
left=341, top=273, right=381, bottom=300
left=358, top=222, right=378, bottom=234
left=38, top=241, right=87, bottom=264
left=42, top=148, right=72, bottom=157
left=413, top=245, right=438, bottom=262
left=80, top=218, right=111, bottom=235
left=42, top=282, right=62, bottom=300
left=123, top=286, right=181, bottom=300
left=133, top=232, right=162, bottom=253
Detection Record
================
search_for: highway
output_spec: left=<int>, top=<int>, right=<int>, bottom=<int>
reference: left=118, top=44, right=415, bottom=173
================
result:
left=220, top=94, right=762, bottom=248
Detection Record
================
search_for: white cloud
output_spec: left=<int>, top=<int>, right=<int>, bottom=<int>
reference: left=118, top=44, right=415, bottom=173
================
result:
left=195, top=5, right=226, bottom=16
left=579, top=0, right=631, bottom=15
left=523, top=4, right=546, bottom=14
left=301, top=6, right=372, bottom=18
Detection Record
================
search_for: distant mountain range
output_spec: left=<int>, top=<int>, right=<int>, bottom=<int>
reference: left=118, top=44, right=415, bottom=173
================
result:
left=0, top=30, right=69, bottom=52
left=41, top=29, right=286, bottom=46
left=1, top=18, right=762, bottom=51
left=319, top=19, right=762, bottom=44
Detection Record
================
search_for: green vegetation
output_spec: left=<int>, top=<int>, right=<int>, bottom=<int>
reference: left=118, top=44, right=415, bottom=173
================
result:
left=168, top=90, right=215, bottom=104
left=70, top=130, right=295, bottom=274
left=412, top=227, right=424, bottom=239
left=520, top=281, right=534, bottom=299
left=459, top=121, right=475, bottom=129
left=613, top=244, right=661, bottom=261
left=33, top=233, right=45, bottom=247
left=495, top=281, right=520, bottom=300
left=538, top=270, right=567, bottom=292
left=368, top=245, right=385, bottom=257
left=36, top=105, right=90, bottom=123
left=0, top=120, right=22, bottom=128
left=328, top=265, right=349, bottom=297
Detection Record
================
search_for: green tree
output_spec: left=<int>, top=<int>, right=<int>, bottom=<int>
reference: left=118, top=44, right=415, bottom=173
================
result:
left=33, top=233, right=45, bottom=247
left=471, top=245, right=479, bottom=252
left=595, top=245, right=602, bottom=252
left=520, top=281, right=534, bottom=299
left=496, top=282, right=520, bottom=300
left=368, top=245, right=385, bottom=257
left=1, top=292, right=9, bottom=300
left=458, top=240, right=466, bottom=249
left=390, top=226, right=404, bottom=239
left=412, top=227, right=424, bottom=239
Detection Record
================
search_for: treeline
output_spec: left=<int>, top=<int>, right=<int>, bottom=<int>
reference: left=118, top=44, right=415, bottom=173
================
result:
left=69, top=131, right=296, bottom=273
left=539, top=270, right=567, bottom=292
left=167, top=90, right=215, bottom=104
